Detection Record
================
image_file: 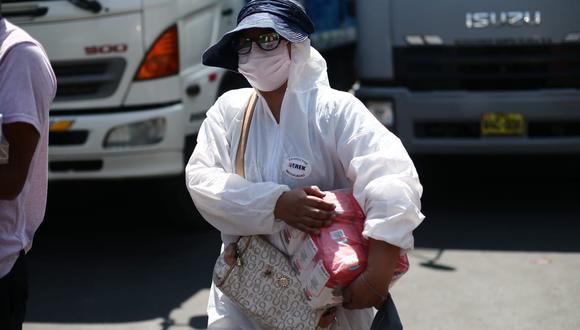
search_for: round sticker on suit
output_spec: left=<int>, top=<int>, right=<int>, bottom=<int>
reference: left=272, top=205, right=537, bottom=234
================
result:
left=284, top=157, right=312, bottom=179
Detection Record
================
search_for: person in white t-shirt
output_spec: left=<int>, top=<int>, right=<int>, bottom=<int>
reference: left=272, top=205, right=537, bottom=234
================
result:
left=0, top=7, right=57, bottom=330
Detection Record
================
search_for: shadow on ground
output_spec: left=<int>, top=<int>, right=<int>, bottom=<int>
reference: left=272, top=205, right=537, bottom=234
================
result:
left=26, top=179, right=221, bottom=324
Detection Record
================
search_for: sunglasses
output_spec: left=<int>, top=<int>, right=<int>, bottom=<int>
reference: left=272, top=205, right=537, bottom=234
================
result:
left=235, top=31, right=285, bottom=55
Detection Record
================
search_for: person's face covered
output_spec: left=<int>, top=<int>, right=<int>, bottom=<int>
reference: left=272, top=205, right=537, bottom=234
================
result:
left=237, top=28, right=291, bottom=92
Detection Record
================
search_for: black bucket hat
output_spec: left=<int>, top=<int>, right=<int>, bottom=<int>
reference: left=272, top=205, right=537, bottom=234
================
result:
left=202, top=0, right=315, bottom=72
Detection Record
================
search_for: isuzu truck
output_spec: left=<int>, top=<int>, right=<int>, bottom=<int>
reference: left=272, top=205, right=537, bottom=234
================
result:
left=355, top=0, right=580, bottom=154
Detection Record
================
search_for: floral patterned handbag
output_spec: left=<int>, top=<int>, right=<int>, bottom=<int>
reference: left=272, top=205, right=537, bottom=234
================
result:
left=211, top=92, right=325, bottom=329
left=213, top=235, right=323, bottom=329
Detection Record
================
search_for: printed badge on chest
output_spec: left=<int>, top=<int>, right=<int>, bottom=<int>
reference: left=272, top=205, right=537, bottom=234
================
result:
left=284, top=156, right=312, bottom=179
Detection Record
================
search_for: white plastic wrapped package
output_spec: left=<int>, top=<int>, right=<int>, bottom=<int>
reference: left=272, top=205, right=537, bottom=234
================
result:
left=292, top=189, right=409, bottom=310
left=270, top=225, right=307, bottom=257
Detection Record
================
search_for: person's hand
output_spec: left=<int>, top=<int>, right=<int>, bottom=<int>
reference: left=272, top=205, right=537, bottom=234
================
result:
left=317, top=307, right=337, bottom=328
left=274, top=186, right=336, bottom=234
left=343, top=239, right=400, bottom=309
left=342, top=271, right=387, bottom=310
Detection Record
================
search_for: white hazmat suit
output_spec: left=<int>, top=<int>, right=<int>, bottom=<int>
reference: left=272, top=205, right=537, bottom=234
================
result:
left=185, top=40, right=425, bottom=329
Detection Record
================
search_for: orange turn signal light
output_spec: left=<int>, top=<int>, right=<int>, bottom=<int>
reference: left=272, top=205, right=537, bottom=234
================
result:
left=50, top=120, right=74, bottom=132
left=135, top=25, right=179, bottom=81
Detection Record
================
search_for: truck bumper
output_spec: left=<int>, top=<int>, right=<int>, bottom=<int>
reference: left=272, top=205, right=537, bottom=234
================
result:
left=48, top=103, right=186, bottom=180
left=357, top=87, right=580, bottom=154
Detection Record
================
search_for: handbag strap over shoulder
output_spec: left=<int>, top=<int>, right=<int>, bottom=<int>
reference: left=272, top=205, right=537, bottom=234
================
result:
left=235, top=91, right=258, bottom=178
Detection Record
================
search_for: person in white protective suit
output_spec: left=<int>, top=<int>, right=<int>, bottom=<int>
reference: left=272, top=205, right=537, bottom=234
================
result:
left=186, top=0, right=425, bottom=329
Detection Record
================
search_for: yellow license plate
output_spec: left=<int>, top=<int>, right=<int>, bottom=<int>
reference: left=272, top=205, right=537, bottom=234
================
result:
left=481, top=113, right=525, bottom=136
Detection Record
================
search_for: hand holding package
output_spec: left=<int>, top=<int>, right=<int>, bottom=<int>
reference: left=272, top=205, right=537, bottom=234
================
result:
left=292, top=189, right=409, bottom=310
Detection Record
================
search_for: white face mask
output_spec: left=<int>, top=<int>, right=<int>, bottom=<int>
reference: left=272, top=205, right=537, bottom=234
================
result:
left=238, top=41, right=291, bottom=92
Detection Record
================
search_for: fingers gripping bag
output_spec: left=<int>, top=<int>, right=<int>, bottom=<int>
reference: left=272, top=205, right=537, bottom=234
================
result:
left=291, top=189, right=410, bottom=310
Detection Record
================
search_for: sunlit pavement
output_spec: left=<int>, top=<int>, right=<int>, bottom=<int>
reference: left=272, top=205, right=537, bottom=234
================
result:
left=393, top=249, right=580, bottom=330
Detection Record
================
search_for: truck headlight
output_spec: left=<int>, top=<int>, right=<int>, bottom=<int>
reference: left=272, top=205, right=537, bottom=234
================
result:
left=366, top=100, right=395, bottom=128
left=104, top=118, right=166, bottom=148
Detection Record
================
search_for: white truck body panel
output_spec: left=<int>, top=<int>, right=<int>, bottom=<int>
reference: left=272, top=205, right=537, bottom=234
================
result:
left=2, top=0, right=243, bottom=178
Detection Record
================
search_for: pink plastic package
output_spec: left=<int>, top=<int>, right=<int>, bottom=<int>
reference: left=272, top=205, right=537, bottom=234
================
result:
left=291, top=189, right=409, bottom=309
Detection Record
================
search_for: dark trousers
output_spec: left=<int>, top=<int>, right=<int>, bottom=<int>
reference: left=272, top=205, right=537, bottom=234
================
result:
left=370, top=294, right=403, bottom=330
left=0, top=251, right=28, bottom=330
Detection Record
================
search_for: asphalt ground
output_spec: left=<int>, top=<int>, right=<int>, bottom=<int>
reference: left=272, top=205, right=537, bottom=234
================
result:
left=22, top=154, right=580, bottom=330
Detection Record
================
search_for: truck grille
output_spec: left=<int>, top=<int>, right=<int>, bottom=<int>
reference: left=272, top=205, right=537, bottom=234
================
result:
left=49, top=160, right=103, bottom=172
left=49, top=130, right=89, bottom=146
left=393, top=45, right=580, bottom=91
left=52, top=58, right=126, bottom=101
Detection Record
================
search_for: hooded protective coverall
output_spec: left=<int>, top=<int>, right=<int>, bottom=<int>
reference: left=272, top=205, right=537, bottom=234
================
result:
left=185, top=40, right=425, bottom=330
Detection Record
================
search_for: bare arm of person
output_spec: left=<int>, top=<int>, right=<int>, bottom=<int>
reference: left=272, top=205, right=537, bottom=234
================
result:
left=274, top=185, right=336, bottom=234
left=0, top=122, right=39, bottom=200
left=342, top=239, right=401, bottom=309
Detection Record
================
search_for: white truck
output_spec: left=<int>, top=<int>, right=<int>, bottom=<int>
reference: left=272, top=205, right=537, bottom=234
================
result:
left=2, top=0, right=249, bottom=224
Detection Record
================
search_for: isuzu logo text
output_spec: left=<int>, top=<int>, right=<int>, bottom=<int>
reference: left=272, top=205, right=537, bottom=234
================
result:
left=466, top=11, right=541, bottom=29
